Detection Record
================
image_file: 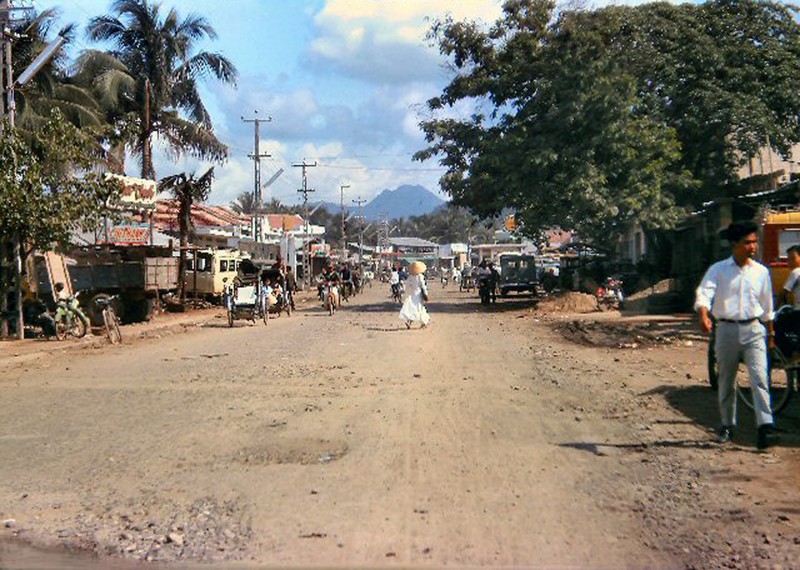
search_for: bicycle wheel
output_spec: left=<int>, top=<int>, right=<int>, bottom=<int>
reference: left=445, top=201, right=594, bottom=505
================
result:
left=103, top=308, right=122, bottom=344
left=736, top=362, right=795, bottom=416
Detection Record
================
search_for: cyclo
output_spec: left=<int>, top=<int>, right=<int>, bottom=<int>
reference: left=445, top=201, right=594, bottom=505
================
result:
left=222, top=259, right=268, bottom=326
left=260, top=267, right=292, bottom=317
left=707, top=212, right=800, bottom=414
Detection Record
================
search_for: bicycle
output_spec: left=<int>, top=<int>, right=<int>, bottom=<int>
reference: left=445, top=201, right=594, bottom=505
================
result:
left=707, top=321, right=796, bottom=415
left=94, top=295, right=122, bottom=344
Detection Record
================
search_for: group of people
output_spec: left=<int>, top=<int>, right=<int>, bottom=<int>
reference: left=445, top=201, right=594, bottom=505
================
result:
left=317, top=261, right=367, bottom=309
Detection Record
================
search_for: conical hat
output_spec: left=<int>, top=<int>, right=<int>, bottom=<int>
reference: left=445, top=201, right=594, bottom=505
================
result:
left=409, top=261, right=427, bottom=275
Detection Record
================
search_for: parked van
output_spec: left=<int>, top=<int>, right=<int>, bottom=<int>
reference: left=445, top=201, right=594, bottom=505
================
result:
left=185, top=249, right=251, bottom=299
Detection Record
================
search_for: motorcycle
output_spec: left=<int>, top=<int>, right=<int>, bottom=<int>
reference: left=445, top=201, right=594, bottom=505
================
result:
left=54, top=296, right=89, bottom=340
left=391, top=281, right=404, bottom=304
left=596, top=277, right=625, bottom=311
left=478, top=274, right=493, bottom=305
left=323, top=281, right=339, bottom=316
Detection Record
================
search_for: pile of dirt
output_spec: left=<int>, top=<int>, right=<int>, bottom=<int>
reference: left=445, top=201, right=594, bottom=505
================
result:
left=537, top=292, right=598, bottom=314
left=557, top=319, right=703, bottom=349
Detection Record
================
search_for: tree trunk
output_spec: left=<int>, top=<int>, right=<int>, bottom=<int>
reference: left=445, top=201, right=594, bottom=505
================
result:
left=13, top=235, right=22, bottom=340
left=141, top=79, right=153, bottom=180
left=0, top=239, right=8, bottom=338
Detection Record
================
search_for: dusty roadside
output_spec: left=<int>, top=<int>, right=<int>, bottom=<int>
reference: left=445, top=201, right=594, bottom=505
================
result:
left=0, top=286, right=798, bottom=568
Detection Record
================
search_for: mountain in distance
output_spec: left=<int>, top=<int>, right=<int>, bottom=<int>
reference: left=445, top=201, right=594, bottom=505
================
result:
left=364, top=185, right=445, bottom=220
left=312, top=185, right=445, bottom=220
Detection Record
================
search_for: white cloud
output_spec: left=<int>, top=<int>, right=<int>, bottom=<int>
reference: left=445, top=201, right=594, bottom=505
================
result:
left=308, top=0, right=503, bottom=84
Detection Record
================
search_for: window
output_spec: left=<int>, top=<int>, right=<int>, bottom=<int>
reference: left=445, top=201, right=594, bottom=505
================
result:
left=220, top=259, right=229, bottom=272
left=779, top=230, right=800, bottom=259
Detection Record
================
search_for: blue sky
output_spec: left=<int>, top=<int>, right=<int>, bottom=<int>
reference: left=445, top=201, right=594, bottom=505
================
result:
left=30, top=0, right=681, bottom=207
left=29, top=0, right=513, bottom=207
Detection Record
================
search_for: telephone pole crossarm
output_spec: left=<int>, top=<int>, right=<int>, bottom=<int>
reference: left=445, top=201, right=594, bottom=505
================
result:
left=293, top=160, right=317, bottom=289
left=241, top=112, right=272, bottom=242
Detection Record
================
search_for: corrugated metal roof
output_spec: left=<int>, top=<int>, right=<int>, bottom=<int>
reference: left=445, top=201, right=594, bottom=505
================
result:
left=388, top=237, right=439, bottom=248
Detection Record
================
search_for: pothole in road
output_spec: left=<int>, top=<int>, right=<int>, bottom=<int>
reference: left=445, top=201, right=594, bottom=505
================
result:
left=234, top=439, right=348, bottom=465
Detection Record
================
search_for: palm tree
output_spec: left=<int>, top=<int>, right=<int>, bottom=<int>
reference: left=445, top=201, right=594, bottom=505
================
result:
left=83, top=0, right=238, bottom=179
left=11, top=9, right=106, bottom=136
left=230, top=191, right=259, bottom=215
left=158, top=168, right=214, bottom=300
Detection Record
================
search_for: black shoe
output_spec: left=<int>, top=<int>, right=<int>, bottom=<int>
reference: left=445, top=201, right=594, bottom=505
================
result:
left=757, top=424, right=780, bottom=450
left=717, top=426, right=733, bottom=444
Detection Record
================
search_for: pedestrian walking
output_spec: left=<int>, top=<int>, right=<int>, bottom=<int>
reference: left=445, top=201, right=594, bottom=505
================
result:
left=695, top=221, right=779, bottom=450
left=400, top=261, right=431, bottom=329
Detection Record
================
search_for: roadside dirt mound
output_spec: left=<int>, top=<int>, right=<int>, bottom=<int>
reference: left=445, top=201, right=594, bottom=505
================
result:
left=537, top=292, right=598, bottom=314
left=557, top=319, right=702, bottom=349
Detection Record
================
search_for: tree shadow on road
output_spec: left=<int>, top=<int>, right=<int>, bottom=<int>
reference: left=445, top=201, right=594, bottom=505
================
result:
left=425, top=296, right=538, bottom=315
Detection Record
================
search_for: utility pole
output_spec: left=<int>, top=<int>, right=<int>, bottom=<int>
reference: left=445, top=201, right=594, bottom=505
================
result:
left=339, top=184, right=350, bottom=261
left=352, top=197, right=367, bottom=264
left=1, top=0, right=24, bottom=340
left=241, top=112, right=271, bottom=242
left=293, top=160, right=317, bottom=289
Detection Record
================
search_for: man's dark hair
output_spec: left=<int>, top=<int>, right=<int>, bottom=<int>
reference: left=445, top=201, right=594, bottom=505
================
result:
left=721, top=221, right=759, bottom=243
left=787, top=244, right=800, bottom=257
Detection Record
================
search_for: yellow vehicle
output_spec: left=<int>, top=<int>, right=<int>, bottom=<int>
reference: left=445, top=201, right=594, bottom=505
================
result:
left=760, top=210, right=800, bottom=295
left=184, top=249, right=251, bottom=299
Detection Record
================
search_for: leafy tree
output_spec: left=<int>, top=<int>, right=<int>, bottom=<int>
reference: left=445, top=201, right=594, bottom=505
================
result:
left=83, top=0, right=238, bottom=179
left=0, top=111, right=120, bottom=337
left=158, top=168, right=214, bottom=300
left=416, top=0, right=800, bottom=246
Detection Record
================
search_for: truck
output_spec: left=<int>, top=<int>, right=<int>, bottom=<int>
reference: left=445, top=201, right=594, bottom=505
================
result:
left=183, top=248, right=251, bottom=300
left=29, top=245, right=179, bottom=325
left=498, top=252, right=540, bottom=296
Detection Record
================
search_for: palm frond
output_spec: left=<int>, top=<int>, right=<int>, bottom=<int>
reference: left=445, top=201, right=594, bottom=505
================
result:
left=86, top=15, right=126, bottom=42
left=182, top=52, right=238, bottom=85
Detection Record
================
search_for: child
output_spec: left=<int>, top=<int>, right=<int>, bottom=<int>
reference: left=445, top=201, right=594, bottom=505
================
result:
left=781, top=245, right=800, bottom=307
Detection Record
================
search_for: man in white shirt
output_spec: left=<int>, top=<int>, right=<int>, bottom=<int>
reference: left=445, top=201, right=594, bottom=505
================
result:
left=695, top=221, right=778, bottom=450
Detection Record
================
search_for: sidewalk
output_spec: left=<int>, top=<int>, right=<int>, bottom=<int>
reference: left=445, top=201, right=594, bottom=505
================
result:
left=0, top=290, right=324, bottom=371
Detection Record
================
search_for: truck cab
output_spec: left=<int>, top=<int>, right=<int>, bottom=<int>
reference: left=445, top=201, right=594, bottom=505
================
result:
left=185, top=249, right=251, bottom=299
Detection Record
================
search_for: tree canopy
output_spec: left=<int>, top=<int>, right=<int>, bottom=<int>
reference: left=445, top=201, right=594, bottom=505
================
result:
left=0, top=111, right=120, bottom=253
left=82, top=0, right=238, bottom=179
left=415, top=0, right=800, bottom=245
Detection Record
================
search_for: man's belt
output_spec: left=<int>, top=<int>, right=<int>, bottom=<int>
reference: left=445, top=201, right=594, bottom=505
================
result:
left=717, top=318, right=759, bottom=324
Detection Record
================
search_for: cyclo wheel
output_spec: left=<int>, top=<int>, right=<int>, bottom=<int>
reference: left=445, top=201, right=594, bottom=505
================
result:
left=735, top=355, right=795, bottom=416
left=104, top=308, right=122, bottom=344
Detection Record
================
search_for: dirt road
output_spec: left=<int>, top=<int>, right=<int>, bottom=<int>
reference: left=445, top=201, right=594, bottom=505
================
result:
left=1, top=285, right=798, bottom=568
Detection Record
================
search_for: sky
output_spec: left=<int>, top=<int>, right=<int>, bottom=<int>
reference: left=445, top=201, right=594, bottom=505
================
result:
left=29, top=0, right=687, bottom=207
left=28, top=0, right=512, bottom=207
